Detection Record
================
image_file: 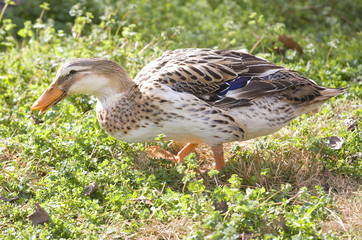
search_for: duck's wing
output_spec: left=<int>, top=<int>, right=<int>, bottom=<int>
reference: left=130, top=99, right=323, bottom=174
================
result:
left=134, top=48, right=318, bottom=109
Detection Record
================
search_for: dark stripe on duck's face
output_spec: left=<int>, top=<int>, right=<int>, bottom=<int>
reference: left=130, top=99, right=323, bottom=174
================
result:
left=57, top=69, right=89, bottom=88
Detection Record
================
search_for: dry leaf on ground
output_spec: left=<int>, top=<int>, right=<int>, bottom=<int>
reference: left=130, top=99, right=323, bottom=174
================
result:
left=344, top=116, right=358, bottom=131
left=0, top=196, right=19, bottom=203
left=129, top=195, right=153, bottom=205
left=321, top=136, right=344, bottom=150
left=84, top=181, right=99, bottom=196
left=28, top=203, right=49, bottom=225
left=213, top=200, right=228, bottom=213
left=278, top=34, right=303, bottom=53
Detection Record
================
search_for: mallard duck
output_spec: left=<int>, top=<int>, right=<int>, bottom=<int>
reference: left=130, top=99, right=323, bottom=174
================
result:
left=31, top=49, right=346, bottom=170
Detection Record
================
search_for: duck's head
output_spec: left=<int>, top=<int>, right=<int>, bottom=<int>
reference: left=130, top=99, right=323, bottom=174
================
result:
left=31, top=58, right=133, bottom=115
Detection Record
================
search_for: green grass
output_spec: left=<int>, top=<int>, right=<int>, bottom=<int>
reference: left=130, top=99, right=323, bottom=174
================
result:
left=0, top=0, right=361, bottom=239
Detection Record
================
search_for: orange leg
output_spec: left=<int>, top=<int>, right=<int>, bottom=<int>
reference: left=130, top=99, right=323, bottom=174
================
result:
left=147, top=143, right=198, bottom=164
left=211, top=144, right=225, bottom=170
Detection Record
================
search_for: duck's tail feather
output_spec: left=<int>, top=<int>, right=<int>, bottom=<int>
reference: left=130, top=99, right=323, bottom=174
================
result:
left=320, top=87, right=347, bottom=99
left=294, top=87, right=346, bottom=115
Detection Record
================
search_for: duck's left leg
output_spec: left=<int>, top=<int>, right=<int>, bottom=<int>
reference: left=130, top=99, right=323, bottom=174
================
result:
left=211, top=144, right=225, bottom=170
left=147, top=143, right=198, bottom=164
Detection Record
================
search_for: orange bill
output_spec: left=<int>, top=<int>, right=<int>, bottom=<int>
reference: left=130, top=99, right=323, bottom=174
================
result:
left=31, top=84, right=66, bottom=115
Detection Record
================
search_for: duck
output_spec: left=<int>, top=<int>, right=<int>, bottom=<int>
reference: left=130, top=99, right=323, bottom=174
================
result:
left=31, top=48, right=346, bottom=170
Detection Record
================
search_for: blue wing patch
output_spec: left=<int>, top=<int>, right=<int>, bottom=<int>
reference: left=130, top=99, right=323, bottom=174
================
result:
left=216, top=76, right=251, bottom=96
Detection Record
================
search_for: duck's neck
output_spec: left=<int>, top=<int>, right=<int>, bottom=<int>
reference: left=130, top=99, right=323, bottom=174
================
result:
left=95, top=84, right=141, bottom=117
left=94, top=76, right=135, bottom=103
left=94, top=65, right=136, bottom=102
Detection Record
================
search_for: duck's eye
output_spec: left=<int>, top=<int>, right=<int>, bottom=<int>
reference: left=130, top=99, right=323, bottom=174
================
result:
left=69, top=70, right=77, bottom=75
